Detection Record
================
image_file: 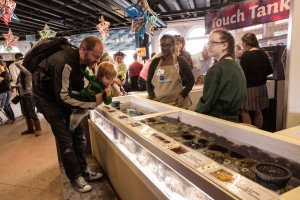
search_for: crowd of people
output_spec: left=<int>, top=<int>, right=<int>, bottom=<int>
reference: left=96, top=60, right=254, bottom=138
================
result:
left=0, top=30, right=273, bottom=193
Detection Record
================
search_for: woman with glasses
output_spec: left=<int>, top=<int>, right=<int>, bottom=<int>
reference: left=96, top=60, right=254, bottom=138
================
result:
left=240, top=33, right=273, bottom=129
left=147, top=34, right=194, bottom=109
left=195, top=29, right=246, bottom=122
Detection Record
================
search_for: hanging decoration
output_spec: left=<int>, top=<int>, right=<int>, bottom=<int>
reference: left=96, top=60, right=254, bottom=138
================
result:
left=125, top=3, right=144, bottom=20
left=2, top=28, right=19, bottom=47
left=137, top=0, right=148, bottom=12
left=125, top=0, right=158, bottom=40
left=38, top=23, right=57, bottom=39
left=96, top=15, right=110, bottom=41
left=0, top=0, right=19, bottom=25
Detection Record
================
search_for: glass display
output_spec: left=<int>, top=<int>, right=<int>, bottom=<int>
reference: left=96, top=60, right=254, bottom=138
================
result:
left=92, top=110, right=212, bottom=200
left=90, top=97, right=300, bottom=200
left=138, top=113, right=300, bottom=195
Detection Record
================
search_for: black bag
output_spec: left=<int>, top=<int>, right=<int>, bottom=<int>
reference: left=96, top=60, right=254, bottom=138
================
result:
left=22, top=37, right=73, bottom=73
left=11, top=95, right=21, bottom=104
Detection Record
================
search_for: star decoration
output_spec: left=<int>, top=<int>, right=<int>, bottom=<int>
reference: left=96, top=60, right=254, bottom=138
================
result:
left=96, top=16, right=110, bottom=41
left=2, top=28, right=19, bottom=47
left=0, top=0, right=19, bottom=25
left=39, top=23, right=57, bottom=39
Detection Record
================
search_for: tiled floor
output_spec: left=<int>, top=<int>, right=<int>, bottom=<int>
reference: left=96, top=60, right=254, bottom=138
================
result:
left=0, top=102, right=118, bottom=200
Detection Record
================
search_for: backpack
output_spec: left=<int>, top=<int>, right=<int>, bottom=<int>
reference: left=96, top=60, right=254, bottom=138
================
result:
left=22, top=37, right=73, bottom=73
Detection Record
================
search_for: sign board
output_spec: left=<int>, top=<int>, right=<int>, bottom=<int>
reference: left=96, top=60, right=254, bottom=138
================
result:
left=26, top=35, right=36, bottom=42
left=68, top=28, right=136, bottom=52
left=136, top=47, right=146, bottom=57
left=205, top=0, right=290, bottom=33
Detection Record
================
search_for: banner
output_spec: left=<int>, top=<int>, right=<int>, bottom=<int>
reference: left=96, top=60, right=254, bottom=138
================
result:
left=205, top=0, right=290, bottom=34
left=68, top=28, right=135, bottom=52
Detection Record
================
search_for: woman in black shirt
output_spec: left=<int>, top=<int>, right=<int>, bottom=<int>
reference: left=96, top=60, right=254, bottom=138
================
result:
left=240, top=33, right=273, bottom=129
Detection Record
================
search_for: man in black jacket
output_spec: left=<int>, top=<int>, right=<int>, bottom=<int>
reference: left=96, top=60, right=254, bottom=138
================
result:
left=32, top=36, right=104, bottom=192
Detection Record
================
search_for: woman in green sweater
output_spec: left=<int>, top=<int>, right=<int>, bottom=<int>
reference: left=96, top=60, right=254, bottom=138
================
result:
left=195, top=29, right=246, bottom=123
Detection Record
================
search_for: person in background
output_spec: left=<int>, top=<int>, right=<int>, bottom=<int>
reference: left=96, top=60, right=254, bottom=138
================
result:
left=147, top=34, right=194, bottom=109
left=174, top=35, right=193, bottom=87
left=138, top=52, right=156, bottom=91
left=191, top=45, right=213, bottom=85
left=32, top=36, right=104, bottom=193
left=128, top=53, right=143, bottom=91
left=15, top=60, right=42, bottom=136
left=174, top=35, right=193, bottom=69
left=9, top=53, right=23, bottom=88
left=69, top=61, right=116, bottom=131
left=112, top=51, right=127, bottom=96
left=0, top=60, right=16, bottom=124
left=235, top=44, right=244, bottom=63
left=195, top=29, right=246, bottom=123
left=240, top=32, right=273, bottom=129
left=92, top=50, right=114, bottom=75
left=100, top=50, right=114, bottom=63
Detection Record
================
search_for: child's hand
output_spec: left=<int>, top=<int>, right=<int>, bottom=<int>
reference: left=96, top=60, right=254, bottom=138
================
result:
left=95, top=93, right=103, bottom=105
left=104, top=86, right=111, bottom=97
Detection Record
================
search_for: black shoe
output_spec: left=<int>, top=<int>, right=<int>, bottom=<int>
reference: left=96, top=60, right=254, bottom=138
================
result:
left=82, top=170, right=103, bottom=181
left=71, top=176, right=92, bottom=193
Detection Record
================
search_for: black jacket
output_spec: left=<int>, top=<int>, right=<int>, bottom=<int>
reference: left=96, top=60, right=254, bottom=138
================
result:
left=32, top=45, right=96, bottom=109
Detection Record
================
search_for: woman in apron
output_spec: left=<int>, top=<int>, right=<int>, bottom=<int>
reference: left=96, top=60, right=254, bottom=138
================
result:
left=147, top=34, right=194, bottom=109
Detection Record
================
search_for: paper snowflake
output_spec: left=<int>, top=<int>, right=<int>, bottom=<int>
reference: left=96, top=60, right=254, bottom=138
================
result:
left=2, top=28, right=19, bottom=46
left=39, top=23, right=57, bottom=39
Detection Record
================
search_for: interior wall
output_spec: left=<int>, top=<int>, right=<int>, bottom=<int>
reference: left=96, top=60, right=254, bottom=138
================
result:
left=285, top=0, right=300, bottom=128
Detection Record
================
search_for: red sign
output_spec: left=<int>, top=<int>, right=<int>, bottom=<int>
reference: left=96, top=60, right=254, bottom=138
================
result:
left=205, top=0, right=290, bottom=34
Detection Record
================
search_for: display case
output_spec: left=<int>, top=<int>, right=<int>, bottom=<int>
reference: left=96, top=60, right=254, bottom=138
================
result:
left=89, top=95, right=300, bottom=200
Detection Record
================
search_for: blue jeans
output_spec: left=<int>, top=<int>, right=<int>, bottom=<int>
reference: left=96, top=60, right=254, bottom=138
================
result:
left=3, top=91, right=15, bottom=120
left=34, top=97, right=87, bottom=180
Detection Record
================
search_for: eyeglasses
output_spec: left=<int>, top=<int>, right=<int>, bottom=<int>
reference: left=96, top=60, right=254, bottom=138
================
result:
left=207, top=41, right=226, bottom=47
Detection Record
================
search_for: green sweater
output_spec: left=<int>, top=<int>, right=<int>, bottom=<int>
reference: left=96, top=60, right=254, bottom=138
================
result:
left=80, top=70, right=112, bottom=105
left=195, top=59, right=246, bottom=122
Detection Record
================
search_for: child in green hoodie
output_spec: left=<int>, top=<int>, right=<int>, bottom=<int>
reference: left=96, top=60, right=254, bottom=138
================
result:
left=69, top=61, right=117, bottom=131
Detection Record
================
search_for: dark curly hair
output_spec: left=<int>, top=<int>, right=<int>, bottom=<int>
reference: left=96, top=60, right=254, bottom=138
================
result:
left=113, top=51, right=126, bottom=59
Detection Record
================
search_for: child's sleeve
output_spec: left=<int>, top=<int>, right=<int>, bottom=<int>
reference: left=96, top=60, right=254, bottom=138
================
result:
left=84, top=70, right=94, bottom=81
left=103, top=87, right=113, bottom=105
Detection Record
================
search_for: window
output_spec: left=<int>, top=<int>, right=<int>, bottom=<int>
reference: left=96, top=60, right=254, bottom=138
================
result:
left=274, top=30, right=288, bottom=37
left=186, top=26, right=208, bottom=55
left=275, top=19, right=289, bottom=25
left=242, top=24, right=263, bottom=31
left=159, top=29, right=180, bottom=39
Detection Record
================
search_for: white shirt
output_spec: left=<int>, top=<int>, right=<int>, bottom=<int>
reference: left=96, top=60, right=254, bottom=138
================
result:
left=191, top=52, right=213, bottom=78
left=8, top=62, right=20, bottom=86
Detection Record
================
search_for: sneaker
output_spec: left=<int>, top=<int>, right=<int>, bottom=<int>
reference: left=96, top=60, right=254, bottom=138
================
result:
left=71, top=176, right=92, bottom=193
left=82, top=170, right=103, bottom=181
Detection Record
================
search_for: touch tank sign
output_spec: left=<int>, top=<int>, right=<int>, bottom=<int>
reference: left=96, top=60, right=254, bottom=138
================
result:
left=205, top=0, right=290, bottom=34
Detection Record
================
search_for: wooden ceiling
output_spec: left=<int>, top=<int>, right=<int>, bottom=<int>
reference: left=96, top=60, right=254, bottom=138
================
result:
left=0, top=0, right=242, bottom=40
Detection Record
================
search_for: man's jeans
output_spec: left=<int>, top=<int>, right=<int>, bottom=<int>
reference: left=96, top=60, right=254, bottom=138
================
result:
left=34, top=97, right=87, bottom=180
